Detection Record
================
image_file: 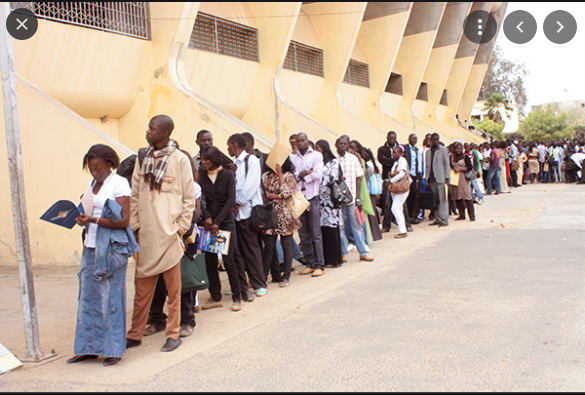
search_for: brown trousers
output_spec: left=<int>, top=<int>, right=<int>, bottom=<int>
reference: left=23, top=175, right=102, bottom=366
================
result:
left=127, top=263, right=182, bottom=341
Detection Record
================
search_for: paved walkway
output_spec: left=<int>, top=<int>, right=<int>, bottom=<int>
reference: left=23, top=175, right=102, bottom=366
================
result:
left=1, top=183, right=584, bottom=391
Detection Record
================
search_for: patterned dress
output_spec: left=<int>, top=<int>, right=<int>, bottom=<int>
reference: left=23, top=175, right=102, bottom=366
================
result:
left=319, top=159, right=342, bottom=228
left=261, top=172, right=301, bottom=236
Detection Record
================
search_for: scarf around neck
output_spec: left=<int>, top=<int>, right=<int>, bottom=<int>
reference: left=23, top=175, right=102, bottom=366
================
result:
left=143, top=139, right=178, bottom=191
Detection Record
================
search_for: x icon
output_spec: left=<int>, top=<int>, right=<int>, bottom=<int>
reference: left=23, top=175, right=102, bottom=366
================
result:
left=16, top=18, right=28, bottom=30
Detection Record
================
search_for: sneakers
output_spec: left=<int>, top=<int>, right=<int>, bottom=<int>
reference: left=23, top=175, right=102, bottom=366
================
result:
left=478, top=199, right=484, bottom=205
left=299, top=267, right=315, bottom=275
left=347, top=244, right=357, bottom=252
left=144, top=324, right=165, bottom=336
left=311, top=269, right=324, bottom=277
left=201, top=299, right=223, bottom=310
left=364, top=244, right=370, bottom=253
left=359, top=255, right=374, bottom=261
left=179, top=324, right=193, bottom=337
left=231, top=301, right=242, bottom=312
left=256, top=288, right=267, bottom=297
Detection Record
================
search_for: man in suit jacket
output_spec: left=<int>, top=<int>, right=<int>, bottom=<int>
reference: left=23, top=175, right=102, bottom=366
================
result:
left=403, top=133, right=422, bottom=223
left=377, top=131, right=399, bottom=232
left=425, top=133, right=450, bottom=227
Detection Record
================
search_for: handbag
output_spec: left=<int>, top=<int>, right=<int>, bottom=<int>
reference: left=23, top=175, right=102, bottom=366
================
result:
left=510, top=159, right=519, bottom=171
left=367, top=173, right=383, bottom=195
left=331, top=164, right=353, bottom=207
left=418, top=191, right=435, bottom=210
left=251, top=179, right=279, bottom=232
left=180, top=251, right=209, bottom=292
left=288, top=190, right=310, bottom=219
left=388, top=173, right=411, bottom=194
left=464, top=169, right=476, bottom=181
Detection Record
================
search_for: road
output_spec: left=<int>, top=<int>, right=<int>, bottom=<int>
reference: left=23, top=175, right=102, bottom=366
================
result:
left=1, top=183, right=584, bottom=391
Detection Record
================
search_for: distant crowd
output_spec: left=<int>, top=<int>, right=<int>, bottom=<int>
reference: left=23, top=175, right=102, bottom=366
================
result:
left=66, top=114, right=585, bottom=366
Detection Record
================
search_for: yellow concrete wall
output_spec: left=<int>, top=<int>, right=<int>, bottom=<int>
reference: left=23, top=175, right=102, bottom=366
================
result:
left=338, top=84, right=369, bottom=115
left=0, top=76, right=133, bottom=264
left=12, top=18, right=149, bottom=119
left=278, top=69, right=324, bottom=115
left=357, top=4, right=412, bottom=132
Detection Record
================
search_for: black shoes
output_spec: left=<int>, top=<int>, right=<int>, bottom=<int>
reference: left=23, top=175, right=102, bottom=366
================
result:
left=103, top=357, right=121, bottom=366
left=66, top=355, right=98, bottom=364
left=126, top=338, right=142, bottom=349
left=161, top=337, right=182, bottom=352
left=429, top=221, right=440, bottom=226
left=242, top=290, right=255, bottom=302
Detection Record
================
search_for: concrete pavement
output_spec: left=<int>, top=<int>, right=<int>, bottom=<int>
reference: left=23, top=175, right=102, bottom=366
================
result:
left=1, top=182, right=584, bottom=391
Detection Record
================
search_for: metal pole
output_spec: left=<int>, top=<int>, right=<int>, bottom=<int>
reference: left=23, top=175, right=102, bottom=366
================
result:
left=0, top=2, right=45, bottom=361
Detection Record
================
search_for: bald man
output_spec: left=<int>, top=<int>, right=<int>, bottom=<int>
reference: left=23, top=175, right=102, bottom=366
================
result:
left=126, top=115, right=195, bottom=352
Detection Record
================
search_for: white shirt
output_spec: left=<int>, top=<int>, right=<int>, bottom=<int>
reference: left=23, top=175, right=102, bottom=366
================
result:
left=390, top=156, right=409, bottom=184
left=233, top=151, right=262, bottom=221
left=84, top=173, right=131, bottom=248
left=571, top=153, right=585, bottom=168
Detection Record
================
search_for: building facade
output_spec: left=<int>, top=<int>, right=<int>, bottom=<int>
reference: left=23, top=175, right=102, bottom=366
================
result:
left=0, top=2, right=507, bottom=265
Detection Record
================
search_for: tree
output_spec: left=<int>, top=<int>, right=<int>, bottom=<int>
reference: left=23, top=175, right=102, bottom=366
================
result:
left=482, top=93, right=513, bottom=125
left=518, top=105, right=574, bottom=141
left=480, top=44, right=529, bottom=116
left=472, top=118, right=504, bottom=140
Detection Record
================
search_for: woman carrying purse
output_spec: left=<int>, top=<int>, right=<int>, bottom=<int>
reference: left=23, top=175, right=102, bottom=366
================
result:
left=388, top=146, right=410, bottom=239
left=261, top=159, right=301, bottom=287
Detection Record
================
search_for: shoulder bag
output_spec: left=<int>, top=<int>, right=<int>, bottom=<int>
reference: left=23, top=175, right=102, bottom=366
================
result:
left=180, top=251, right=209, bottom=292
left=331, top=162, right=353, bottom=206
left=243, top=155, right=278, bottom=232
left=388, top=173, right=411, bottom=194
left=367, top=172, right=383, bottom=195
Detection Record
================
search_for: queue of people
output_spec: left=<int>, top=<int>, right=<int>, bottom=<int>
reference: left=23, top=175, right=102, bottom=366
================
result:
left=67, top=114, right=585, bottom=366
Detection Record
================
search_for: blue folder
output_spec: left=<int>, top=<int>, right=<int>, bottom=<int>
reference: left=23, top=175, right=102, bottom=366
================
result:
left=40, top=200, right=85, bottom=229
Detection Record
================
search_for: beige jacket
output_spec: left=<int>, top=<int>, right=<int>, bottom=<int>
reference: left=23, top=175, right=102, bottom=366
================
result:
left=130, top=149, right=195, bottom=278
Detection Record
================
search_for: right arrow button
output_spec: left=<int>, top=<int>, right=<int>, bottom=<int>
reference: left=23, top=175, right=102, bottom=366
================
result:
left=544, top=11, right=577, bottom=44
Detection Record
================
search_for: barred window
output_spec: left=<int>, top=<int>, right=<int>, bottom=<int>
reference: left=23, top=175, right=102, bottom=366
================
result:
left=343, top=59, right=370, bottom=88
left=10, top=2, right=150, bottom=40
left=283, top=41, right=324, bottom=77
left=188, top=13, right=259, bottom=62
left=385, top=73, right=403, bottom=95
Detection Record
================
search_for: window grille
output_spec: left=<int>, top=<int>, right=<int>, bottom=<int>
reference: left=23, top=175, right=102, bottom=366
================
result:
left=188, top=13, right=259, bottom=62
left=385, top=73, right=403, bottom=95
left=283, top=41, right=324, bottom=77
left=343, top=59, right=370, bottom=88
left=10, top=2, right=150, bottom=40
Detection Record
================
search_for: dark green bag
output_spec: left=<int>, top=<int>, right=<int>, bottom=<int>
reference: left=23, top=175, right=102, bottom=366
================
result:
left=180, top=251, right=209, bottom=292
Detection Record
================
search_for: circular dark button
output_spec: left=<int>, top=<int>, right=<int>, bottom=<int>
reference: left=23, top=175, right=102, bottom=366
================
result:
left=463, top=10, right=498, bottom=45
left=503, top=10, right=537, bottom=44
left=6, top=8, right=38, bottom=40
left=543, top=10, right=577, bottom=44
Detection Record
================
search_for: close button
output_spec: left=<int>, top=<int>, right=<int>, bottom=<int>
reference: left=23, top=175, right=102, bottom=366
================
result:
left=6, top=7, right=38, bottom=40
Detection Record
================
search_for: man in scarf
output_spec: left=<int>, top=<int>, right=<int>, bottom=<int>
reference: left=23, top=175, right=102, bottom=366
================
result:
left=126, top=115, right=195, bottom=353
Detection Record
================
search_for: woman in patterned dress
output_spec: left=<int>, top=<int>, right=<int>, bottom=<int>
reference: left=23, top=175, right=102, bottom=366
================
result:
left=315, top=139, right=344, bottom=268
left=260, top=158, right=301, bottom=287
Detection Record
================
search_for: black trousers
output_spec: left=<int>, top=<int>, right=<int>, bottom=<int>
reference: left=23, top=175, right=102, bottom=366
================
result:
left=263, top=234, right=292, bottom=281
left=406, top=178, right=418, bottom=219
left=455, top=199, right=475, bottom=220
left=510, top=170, right=519, bottom=187
left=205, top=220, right=245, bottom=303
left=148, top=274, right=195, bottom=328
left=235, top=218, right=267, bottom=290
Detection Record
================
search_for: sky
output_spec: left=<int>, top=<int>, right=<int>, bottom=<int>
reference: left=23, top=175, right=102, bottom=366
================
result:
left=495, top=2, right=585, bottom=110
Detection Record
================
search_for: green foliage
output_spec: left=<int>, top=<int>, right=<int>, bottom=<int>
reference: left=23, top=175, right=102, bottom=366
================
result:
left=472, top=118, right=504, bottom=140
left=482, top=93, right=514, bottom=125
left=518, top=105, right=574, bottom=141
left=481, top=45, right=529, bottom=116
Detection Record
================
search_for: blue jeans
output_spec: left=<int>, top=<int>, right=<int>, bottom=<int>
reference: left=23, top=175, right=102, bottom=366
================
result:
left=341, top=204, right=368, bottom=257
left=470, top=178, right=484, bottom=200
left=486, top=167, right=500, bottom=194
left=340, top=227, right=347, bottom=256
left=550, top=162, right=560, bottom=182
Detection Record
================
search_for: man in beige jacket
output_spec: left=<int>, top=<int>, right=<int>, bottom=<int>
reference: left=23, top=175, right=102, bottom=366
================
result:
left=126, top=115, right=195, bottom=352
